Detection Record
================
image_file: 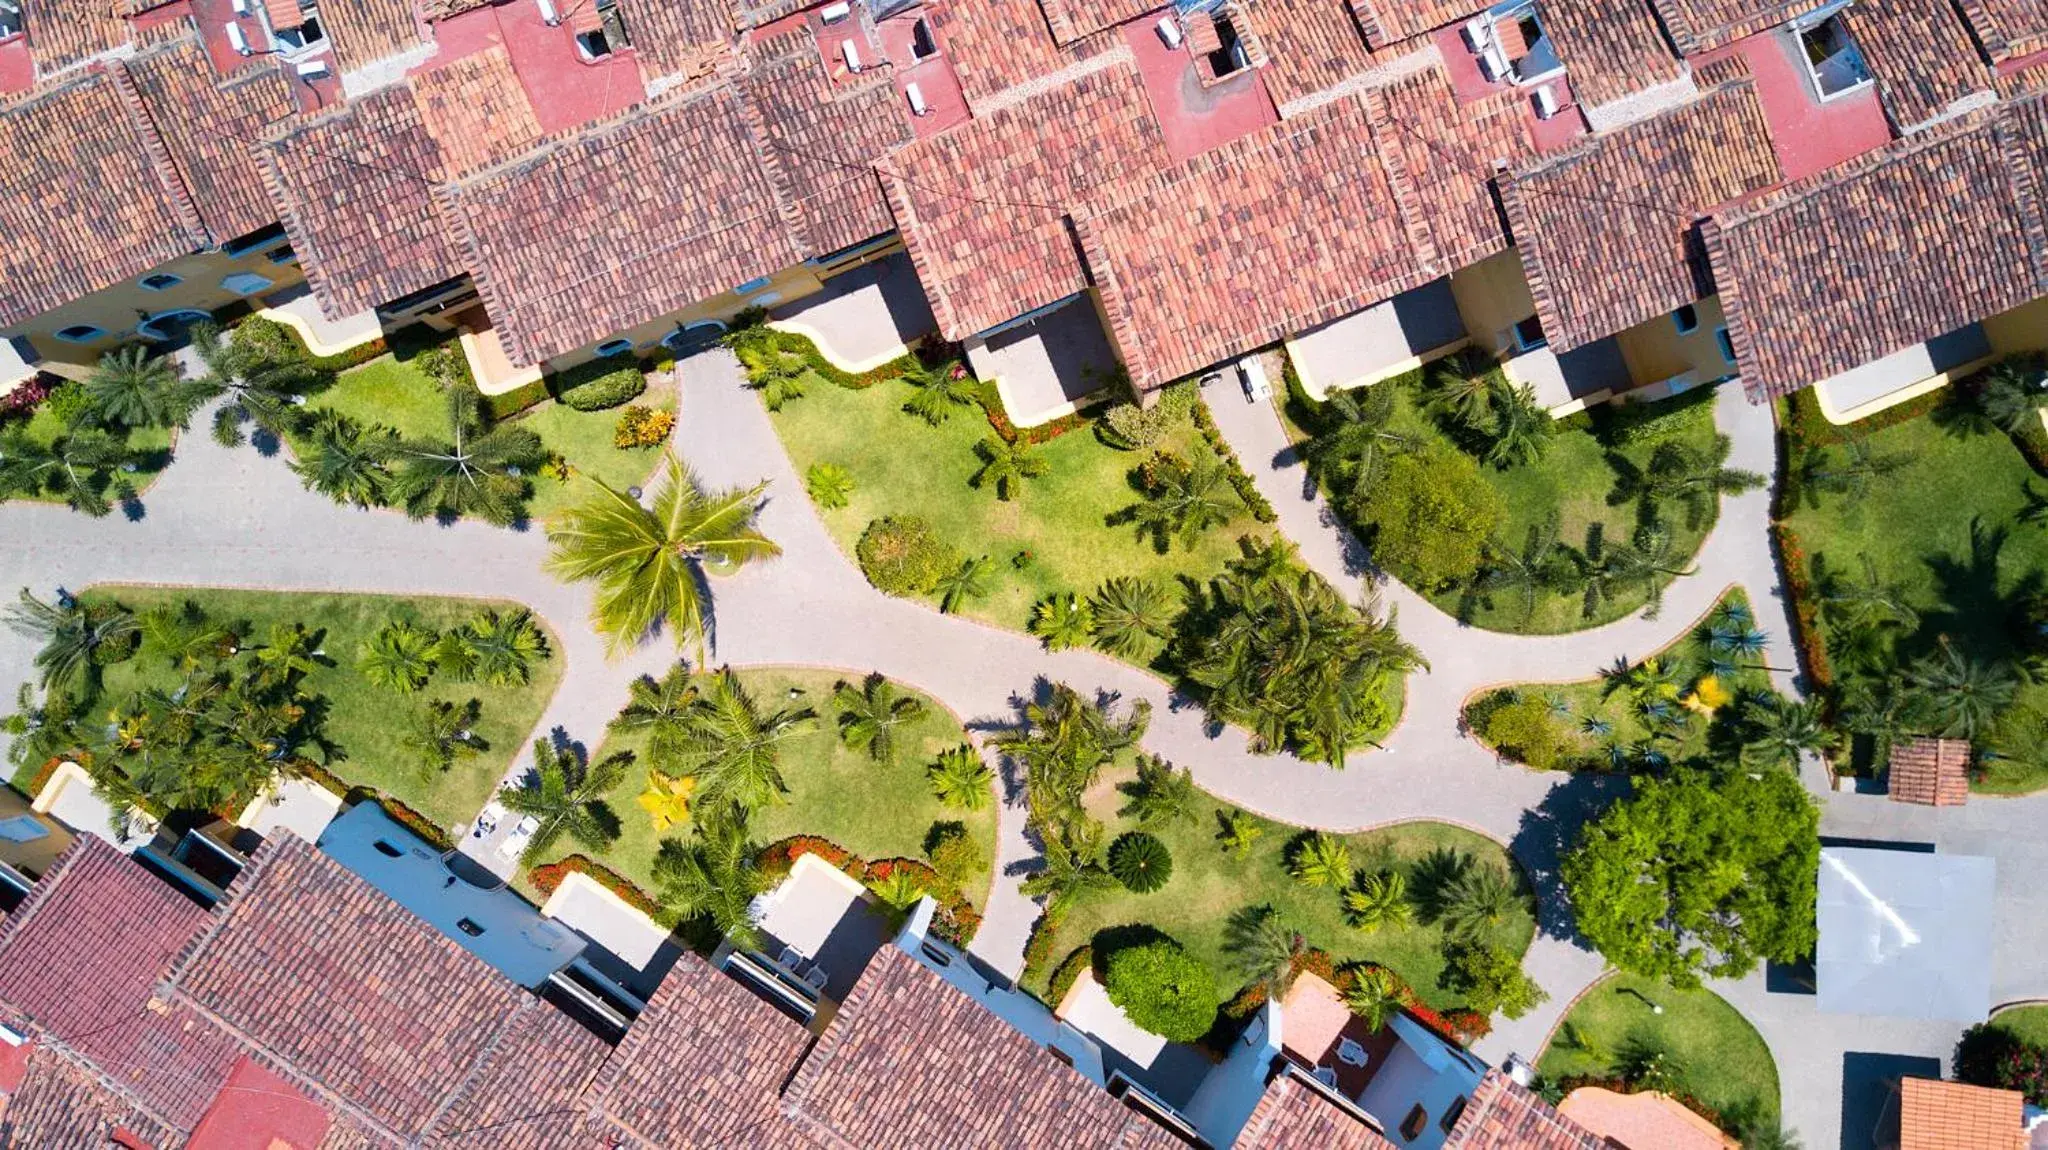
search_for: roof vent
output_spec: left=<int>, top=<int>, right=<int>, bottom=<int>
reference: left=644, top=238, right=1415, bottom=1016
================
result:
left=820, top=0, right=851, bottom=21
left=840, top=38, right=862, bottom=72
left=225, top=21, right=251, bottom=54
left=1155, top=14, right=1182, bottom=47
left=1532, top=84, right=1560, bottom=118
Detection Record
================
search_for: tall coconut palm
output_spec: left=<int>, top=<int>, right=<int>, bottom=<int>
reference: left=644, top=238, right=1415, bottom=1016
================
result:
left=1589, top=523, right=1697, bottom=620
left=900, top=360, right=978, bottom=426
left=932, top=555, right=996, bottom=614
left=80, top=345, right=201, bottom=430
left=188, top=321, right=325, bottom=447
left=833, top=672, right=926, bottom=763
left=1814, top=553, right=1920, bottom=634
left=291, top=410, right=395, bottom=507
left=926, top=744, right=993, bottom=810
left=1305, top=383, right=1416, bottom=504
left=994, top=683, right=1149, bottom=837
left=5, top=589, right=137, bottom=698
left=653, top=801, right=766, bottom=948
left=970, top=435, right=1047, bottom=501
left=1635, top=435, right=1764, bottom=530
left=1116, top=754, right=1197, bottom=828
left=545, top=453, right=779, bottom=658
left=1125, top=453, right=1239, bottom=552
left=388, top=390, right=545, bottom=526
left=1478, top=517, right=1570, bottom=624
left=1342, top=964, right=1407, bottom=1030
left=1224, top=905, right=1305, bottom=998
left=497, top=738, right=629, bottom=864
left=0, top=426, right=137, bottom=517
left=1792, top=437, right=1908, bottom=509
left=1422, top=359, right=1497, bottom=427
left=402, top=697, right=485, bottom=776
left=654, top=667, right=815, bottom=811
left=1904, top=638, right=2019, bottom=741
left=1088, top=576, right=1176, bottom=659
left=612, top=664, right=699, bottom=760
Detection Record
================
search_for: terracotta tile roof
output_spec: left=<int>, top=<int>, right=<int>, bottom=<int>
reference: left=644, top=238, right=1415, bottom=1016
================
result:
left=427, top=999, right=614, bottom=1150
left=1557, top=1086, right=1736, bottom=1150
left=320, top=0, right=431, bottom=71
left=442, top=82, right=802, bottom=365
left=0, top=68, right=206, bottom=329
left=410, top=45, right=546, bottom=179
left=1364, top=63, right=1526, bottom=271
left=1241, top=0, right=1377, bottom=111
left=1646, top=0, right=1809, bottom=54
left=881, top=60, right=1165, bottom=338
left=929, top=0, right=1116, bottom=108
left=1703, top=107, right=2040, bottom=399
left=1348, top=0, right=1484, bottom=50
left=1037, top=0, right=1160, bottom=44
left=1957, top=0, right=2048, bottom=63
left=1542, top=0, right=1686, bottom=109
left=1888, top=736, right=1973, bottom=805
left=1503, top=78, right=1780, bottom=351
left=18, top=0, right=129, bottom=76
left=161, top=833, right=531, bottom=1140
left=1445, top=1070, right=1605, bottom=1149
left=738, top=41, right=911, bottom=257
left=782, top=945, right=1184, bottom=1148
left=586, top=952, right=815, bottom=1148
left=0, top=1045, right=183, bottom=1150
left=124, top=30, right=297, bottom=246
left=616, top=0, right=734, bottom=84
left=1847, top=0, right=1995, bottom=130
left=1233, top=1069, right=1399, bottom=1148
left=261, top=82, right=462, bottom=320
left=2012, top=90, right=2048, bottom=272
left=1898, top=1077, right=2028, bottom=1150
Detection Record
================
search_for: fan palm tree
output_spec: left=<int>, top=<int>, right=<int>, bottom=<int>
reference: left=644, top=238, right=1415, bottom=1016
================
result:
left=1304, top=383, right=1415, bottom=503
left=441, top=609, right=546, bottom=687
left=1437, top=863, right=1517, bottom=939
left=5, top=589, right=137, bottom=698
left=1018, top=827, right=1115, bottom=912
left=926, top=744, right=993, bottom=810
left=1343, top=870, right=1413, bottom=933
left=1117, top=754, right=1197, bottom=828
left=1125, top=453, right=1238, bottom=552
left=1904, top=638, right=2019, bottom=741
left=1289, top=832, right=1352, bottom=888
left=734, top=339, right=824, bottom=412
left=0, top=426, right=137, bottom=517
left=833, top=672, right=926, bottom=763
left=80, top=345, right=201, bottom=430
left=357, top=621, right=439, bottom=693
left=545, top=454, right=780, bottom=658
left=970, top=435, right=1047, bottom=501
left=1974, top=354, right=2046, bottom=436
left=497, top=738, right=629, bottom=863
left=652, top=801, right=766, bottom=948
left=1636, top=436, right=1765, bottom=530
left=901, top=361, right=979, bottom=425
left=402, top=697, right=485, bottom=775
left=1484, top=382, right=1549, bottom=466
left=655, top=667, right=815, bottom=810
left=1342, top=965, right=1407, bottom=1031
left=1740, top=695, right=1838, bottom=769
left=388, top=389, right=545, bottom=526
left=1224, top=905, right=1305, bottom=998
left=932, top=555, right=996, bottom=614
left=291, top=410, right=395, bottom=507
left=188, top=321, right=325, bottom=447
left=1088, top=577, right=1175, bottom=659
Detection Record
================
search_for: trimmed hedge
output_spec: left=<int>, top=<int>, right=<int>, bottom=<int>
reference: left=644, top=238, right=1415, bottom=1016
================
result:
left=1048, top=944, right=1095, bottom=1007
left=342, top=790, right=453, bottom=851
left=1192, top=398, right=1279, bottom=523
left=759, top=834, right=982, bottom=946
left=856, top=515, right=960, bottom=597
left=551, top=359, right=647, bottom=411
left=1101, top=938, right=1219, bottom=1042
left=233, top=315, right=388, bottom=373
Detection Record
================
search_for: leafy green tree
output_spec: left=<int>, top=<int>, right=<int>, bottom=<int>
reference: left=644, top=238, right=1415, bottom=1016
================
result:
left=1102, top=939, right=1217, bottom=1041
left=803, top=461, right=855, bottom=509
left=1904, top=638, right=2019, bottom=741
left=357, top=621, right=440, bottom=693
left=927, top=744, right=993, bottom=810
left=1289, top=832, right=1352, bottom=888
left=1442, top=940, right=1548, bottom=1019
left=1343, top=870, right=1413, bottom=933
left=1125, top=453, right=1239, bottom=552
left=833, top=672, right=926, bottom=763
left=1029, top=592, right=1094, bottom=651
left=80, top=345, right=201, bottom=430
left=1224, top=905, right=1304, bottom=999
left=653, top=801, right=766, bottom=948
left=970, top=435, right=1048, bottom=501
left=402, top=697, right=485, bottom=775
left=1355, top=442, right=1505, bottom=590
left=0, top=426, right=138, bottom=517
left=291, top=411, right=395, bottom=508
left=1117, top=754, right=1197, bottom=828
left=5, top=589, right=138, bottom=698
left=1342, top=965, right=1406, bottom=1030
left=1304, top=382, right=1417, bottom=503
left=901, top=361, right=979, bottom=426
left=1216, top=807, right=1263, bottom=858
left=933, top=556, right=996, bottom=614
left=389, top=390, right=546, bottom=525
left=545, top=454, right=779, bottom=658
left=1438, top=863, right=1518, bottom=939
left=497, top=739, right=629, bottom=863
left=649, top=667, right=815, bottom=811
left=1739, top=694, right=1838, bottom=770
left=1087, top=577, right=1175, bottom=660
left=439, top=609, right=547, bottom=687
left=192, top=321, right=325, bottom=447
left=1563, top=769, right=1819, bottom=986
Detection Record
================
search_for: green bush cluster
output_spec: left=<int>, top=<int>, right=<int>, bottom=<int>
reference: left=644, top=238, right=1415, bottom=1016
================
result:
left=1101, top=938, right=1219, bottom=1042
left=1359, top=441, right=1504, bottom=590
left=553, top=360, right=648, bottom=411
left=856, top=515, right=961, bottom=596
left=1190, top=399, right=1279, bottom=523
left=1475, top=693, right=1575, bottom=771
left=234, top=315, right=388, bottom=373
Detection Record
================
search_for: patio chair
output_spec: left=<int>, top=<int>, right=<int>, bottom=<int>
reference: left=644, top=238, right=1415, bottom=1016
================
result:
left=1337, top=1037, right=1370, bottom=1067
left=803, top=965, right=829, bottom=992
left=778, top=946, right=804, bottom=973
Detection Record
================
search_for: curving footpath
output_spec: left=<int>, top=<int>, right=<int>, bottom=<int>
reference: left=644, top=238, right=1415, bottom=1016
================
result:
left=3, top=350, right=2047, bottom=1148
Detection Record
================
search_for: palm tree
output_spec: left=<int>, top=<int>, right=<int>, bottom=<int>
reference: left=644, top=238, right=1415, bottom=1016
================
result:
left=1117, top=755, right=1197, bottom=828
left=1088, top=577, right=1175, bottom=659
left=80, top=345, right=200, bottom=430
left=932, top=556, right=996, bottom=614
left=926, top=744, right=993, bottom=810
left=357, top=621, right=439, bottom=693
left=1029, top=593, right=1094, bottom=651
left=1478, top=517, right=1569, bottom=624
left=291, top=410, right=395, bottom=507
left=0, top=426, right=137, bottom=517
left=1438, top=863, right=1516, bottom=939
left=1591, top=523, right=1697, bottom=620
left=1739, top=695, right=1838, bottom=769
left=1814, top=553, right=1920, bottom=634
left=388, top=389, right=545, bottom=525
left=139, top=601, right=234, bottom=672
left=653, top=801, right=766, bottom=948
left=1636, top=436, right=1764, bottom=530
left=994, top=684, right=1150, bottom=838
left=1125, top=453, right=1238, bottom=552
left=1216, top=807, right=1263, bottom=857
left=655, top=667, right=815, bottom=810
left=1793, top=437, right=1908, bottom=509
left=1224, top=905, right=1304, bottom=999
left=1342, top=965, right=1407, bottom=1031
left=833, top=672, right=926, bottom=763
left=1905, top=638, right=2019, bottom=741
left=1484, top=382, right=1549, bottom=467
left=1018, top=828, right=1115, bottom=912
left=250, top=622, right=321, bottom=690
left=901, top=361, right=979, bottom=425
left=612, top=665, right=698, bottom=760
left=1840, top=675, right=1913, bottom=769
left=441, top=609, right=547, bottom=687
left=188, top=321, right=325, bottom=447
left=1974, top=354, right=2046, bottom=436
left=970, top=435, right=1047, bottom=501
left=1, top=682, right=91, bottom=771
left=1289, top=832, right=1352, bottom=888
left=734, top=339, right=823, bottom=412
left=1343, top=870, right=1413, bottom=933
left=1305, top=383, right=1415, bottom=503
left=545, top=454, right=779, bottom=658
left=497, top=738, right=629, bottom=863
left=402, top=697, right=485, bottom=775
left=5, top=589, right=137, bottom=698
left=1422, top=359, right=1497, bottom=427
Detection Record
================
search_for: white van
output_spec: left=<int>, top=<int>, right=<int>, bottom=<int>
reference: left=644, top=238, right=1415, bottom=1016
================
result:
left=1237, top=357, right=1271, bottom=403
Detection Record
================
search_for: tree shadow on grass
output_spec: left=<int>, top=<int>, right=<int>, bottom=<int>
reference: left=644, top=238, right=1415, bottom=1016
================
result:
left=1509, top=770, right=1634, bottom=948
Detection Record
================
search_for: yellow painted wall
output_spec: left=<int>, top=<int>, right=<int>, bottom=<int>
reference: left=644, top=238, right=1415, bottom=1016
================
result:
left=1447, top=249, right=1535, bottom=357
left=1986, top=296, right=2048, bottom=355
left=1612, top=295, right=1737, bottom=388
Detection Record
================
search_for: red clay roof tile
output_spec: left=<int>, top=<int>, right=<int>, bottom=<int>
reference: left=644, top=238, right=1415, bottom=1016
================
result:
left=738, top=39, right=912, bottom=258
left=0, top=1045, right=184, bottom=1149
left=123, top=28, right=298, bottom=247
left=1888, top=736, right=1973, bottom=805
left=1445, top=1070, right=1605, bottom=1149
left=410, top=44, right=547, bottom=179
left=1847, top=0, right=1995, bottom=130
left=928, top=0, right=1116, bottom=108
left=1647, top=0, right=1810, bottom=54
left=1957, top=0, right=2048, bottom=64
left=426, top=999, right=614, bottom=1150
left=1898, top=1077, right=2028, bottom=1150
left=1233, top=1069, right=1400, bottom=1148
left=1542, top=0, right=1686, bottom=109
left=1241, top=0, right=1377, bottom=111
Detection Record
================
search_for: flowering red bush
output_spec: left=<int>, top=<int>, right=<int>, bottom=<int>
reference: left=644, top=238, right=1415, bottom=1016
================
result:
left=759, top=836, right=980, bottom=945
left=1957, top=1023, right=2048, bottom=1106
left=529, top=854, right=664, bottom=918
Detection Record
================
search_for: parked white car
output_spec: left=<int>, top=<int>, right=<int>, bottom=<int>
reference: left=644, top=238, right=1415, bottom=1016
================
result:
left=472, top=799, right=506, bottom=839
left=1237, top=357, right=1271, bottom=403
left=498, top=815, right=540, bottom=859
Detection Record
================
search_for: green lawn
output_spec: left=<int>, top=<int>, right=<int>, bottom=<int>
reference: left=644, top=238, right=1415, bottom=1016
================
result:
left=766, top=374, right=1268, bottom=645
left=1288, top=367, right=1725, bottom=634
left=1464, top=589, right=1771, bottom=771
left=550, top=666, right=997, bottom=909
left=1537, top=971, right=1780, bottom=1127
left=1023, top=762, right=1537, bottom=1010
left=1992, top=1003, right=2048, bottom=1046
left=305, top=356, right=448, bottom=440
left=4, top=403, right=176, bottom=505
left=75, top=585, right=563, bottom=830
left=1779, top=392, right=2048, bottom=792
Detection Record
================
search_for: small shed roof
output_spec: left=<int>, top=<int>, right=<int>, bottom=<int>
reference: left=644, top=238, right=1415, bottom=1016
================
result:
left=1816, top=846, right=1995, bottom=1022
left=1888, top=737, right=1972, bottom=806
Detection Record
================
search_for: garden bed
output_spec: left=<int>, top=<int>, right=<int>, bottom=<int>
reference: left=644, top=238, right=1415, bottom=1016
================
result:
left=0, top=383, right=176, bottom=508
left=1536, top=971, right=1780, bottom=1128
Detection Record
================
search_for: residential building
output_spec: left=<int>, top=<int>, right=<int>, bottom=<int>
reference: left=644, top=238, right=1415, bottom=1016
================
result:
left=1880, top=1077, right=2037, bottom=1149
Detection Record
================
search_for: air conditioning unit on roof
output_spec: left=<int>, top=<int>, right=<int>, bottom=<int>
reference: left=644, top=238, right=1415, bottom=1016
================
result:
left=820, top=0, right=851, bottom=22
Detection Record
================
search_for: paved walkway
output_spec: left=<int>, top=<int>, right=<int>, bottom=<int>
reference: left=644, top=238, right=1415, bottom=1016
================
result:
left=4, top=349, right=2047, bottom=1148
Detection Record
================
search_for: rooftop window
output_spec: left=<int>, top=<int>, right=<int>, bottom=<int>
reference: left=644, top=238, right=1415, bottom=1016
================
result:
left=1205, top=14, right=1250, bottom=77
left=0, top=0, right=21, bottom=40
left=266, top=0, right=327, bottom=56
left=1796, top=8, right=1871, bottom=100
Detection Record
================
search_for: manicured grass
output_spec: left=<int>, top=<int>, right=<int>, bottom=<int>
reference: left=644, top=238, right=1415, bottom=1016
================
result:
left=1536, top=971, right=1780, bottom=1127
left=1464, top=589, right=1770, bottom=771
left=1992, top=1004, right=2048, bottom=1046
left=553, top=667, right=996, bottom=909
left=1023, top=763, right=1536, bottom=1010
left=305, top=357, right=447, bottom=440
left=1779, top=394, right=2048, bottom=792
left=766, top=374, right=1268, bottom=643
left=6, top=404, right=175, bottom=504
left=76, top=585, right=563, bottom=830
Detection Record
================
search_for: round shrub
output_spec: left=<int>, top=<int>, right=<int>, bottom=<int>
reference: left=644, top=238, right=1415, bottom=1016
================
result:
left=856, top=515, right=959, bottom=596
left=42, top=382, right=92, bottom=427
left=1108, top=832, right=1173, bottom=893
left=1102, top=939, right=1217, bottom=1042
left=554, top=361, right=647, bottom=411
left=613, top=405, right=675, bottom=449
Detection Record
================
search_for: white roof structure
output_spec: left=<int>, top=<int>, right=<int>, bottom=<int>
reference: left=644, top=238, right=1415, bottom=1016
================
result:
left=1817, top=845, right=1995, bottom=1022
